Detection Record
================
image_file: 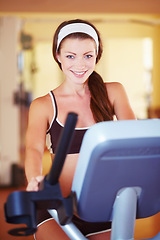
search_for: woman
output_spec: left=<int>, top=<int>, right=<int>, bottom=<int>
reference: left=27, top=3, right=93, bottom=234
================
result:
left=25, top=19, right=136, bottom=240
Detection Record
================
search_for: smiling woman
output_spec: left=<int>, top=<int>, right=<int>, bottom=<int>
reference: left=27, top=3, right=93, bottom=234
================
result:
left=57, top=38, right=97, bottom=84
left=24, top=18, right=136, bottom=240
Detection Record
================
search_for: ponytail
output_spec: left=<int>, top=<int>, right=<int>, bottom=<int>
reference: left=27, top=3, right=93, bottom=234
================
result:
left=88, top=71, right=114, bottom=122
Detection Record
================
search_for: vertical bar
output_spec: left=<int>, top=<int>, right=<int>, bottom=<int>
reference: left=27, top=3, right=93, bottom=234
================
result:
left=47, top=112, right=78, bottom=185
left=111, top=187, right=137, bottom=240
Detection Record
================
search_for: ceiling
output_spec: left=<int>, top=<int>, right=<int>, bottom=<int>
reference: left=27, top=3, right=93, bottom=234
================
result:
left=0, top=0, right=160, bottom=14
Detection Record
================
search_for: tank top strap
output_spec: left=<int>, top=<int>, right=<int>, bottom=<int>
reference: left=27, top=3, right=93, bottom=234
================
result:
left=47, top=91, right=58, bottom=132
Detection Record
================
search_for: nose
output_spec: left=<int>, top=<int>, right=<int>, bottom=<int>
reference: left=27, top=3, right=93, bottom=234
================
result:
left=75, top=57, right=85, bottom=70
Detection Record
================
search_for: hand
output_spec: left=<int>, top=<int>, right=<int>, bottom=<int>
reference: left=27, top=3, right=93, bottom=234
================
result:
left=26, top=176, right=45, bottom=191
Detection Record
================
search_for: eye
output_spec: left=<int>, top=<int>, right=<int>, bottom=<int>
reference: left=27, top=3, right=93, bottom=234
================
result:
left=66, top=55, right=74, bottom=59
left=85, top=54, right=93, bottom=59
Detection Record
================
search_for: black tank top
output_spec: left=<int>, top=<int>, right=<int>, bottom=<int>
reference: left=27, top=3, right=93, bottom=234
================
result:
left=46, top=91, right=88, bottom=154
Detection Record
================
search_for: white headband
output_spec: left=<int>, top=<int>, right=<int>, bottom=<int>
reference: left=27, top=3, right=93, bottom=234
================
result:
left=57, top=23, right=99, bottom=54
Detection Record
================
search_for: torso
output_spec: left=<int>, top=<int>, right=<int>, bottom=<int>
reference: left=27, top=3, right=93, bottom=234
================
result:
left=45, top=82, right=115, bottom=197
left=46, top=91, right=88, bottom=155
left=46, top=85, right=96, bottom=197
left=53, top=86, right=95, bottom=128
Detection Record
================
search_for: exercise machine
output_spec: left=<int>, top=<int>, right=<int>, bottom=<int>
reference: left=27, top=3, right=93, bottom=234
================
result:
left=4, top=114, right=160, bottom=239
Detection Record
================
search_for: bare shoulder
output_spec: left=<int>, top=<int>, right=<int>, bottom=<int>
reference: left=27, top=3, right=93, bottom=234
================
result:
left=105, top=81, right=124, bottom=92
left=30, top=94, right=51, bottom=112
left=28, top=93, right=53, bottom=125
left=105, top=82, right=126, bottom=104
left=105, top=82, right=136, bottom=120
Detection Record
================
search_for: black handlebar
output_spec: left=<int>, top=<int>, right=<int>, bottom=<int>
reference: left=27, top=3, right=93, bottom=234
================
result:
left=4, top=112, right=78, bottom=236
left=47, top=112, right=78, bottom=185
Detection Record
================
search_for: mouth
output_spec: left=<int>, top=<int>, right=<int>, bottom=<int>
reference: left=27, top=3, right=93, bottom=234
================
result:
left=71, top=70, right=87, bottom=77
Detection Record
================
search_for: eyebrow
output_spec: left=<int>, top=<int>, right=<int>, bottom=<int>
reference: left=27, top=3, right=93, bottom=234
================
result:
left=64, top=51, right=95, bottom=55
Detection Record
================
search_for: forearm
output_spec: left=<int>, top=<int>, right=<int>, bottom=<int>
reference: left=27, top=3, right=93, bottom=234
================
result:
left=25, top=147, right=43, bottom=183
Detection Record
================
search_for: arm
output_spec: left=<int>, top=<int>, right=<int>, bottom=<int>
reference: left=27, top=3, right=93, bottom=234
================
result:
left=106, top=82, right=136, bottom=120
left=25, top=96, right=49, bottom=191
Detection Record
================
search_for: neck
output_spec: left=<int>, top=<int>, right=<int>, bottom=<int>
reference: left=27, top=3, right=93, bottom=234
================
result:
left=61, top=79, right=90, bottom=97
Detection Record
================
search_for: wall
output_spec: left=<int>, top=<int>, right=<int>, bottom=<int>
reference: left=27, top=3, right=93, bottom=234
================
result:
left=0, top=17, right=22, bottom=185
left=105, top=38, right=147, bottom=119
left=33, top=42, right=62, bottom=98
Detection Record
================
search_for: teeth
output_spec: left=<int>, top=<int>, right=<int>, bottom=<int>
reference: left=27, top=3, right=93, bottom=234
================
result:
left=73, top=71, right=85, bottom=75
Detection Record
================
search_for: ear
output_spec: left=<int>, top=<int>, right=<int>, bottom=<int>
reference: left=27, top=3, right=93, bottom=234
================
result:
left=56, top=53, right=61, bottom=63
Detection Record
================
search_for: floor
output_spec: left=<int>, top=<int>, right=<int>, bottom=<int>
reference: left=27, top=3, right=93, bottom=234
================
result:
left=0, top=187, right=34, bottom=240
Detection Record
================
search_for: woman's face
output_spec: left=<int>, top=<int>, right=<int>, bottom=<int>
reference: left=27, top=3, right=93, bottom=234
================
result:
left=57, top=38, right=97, bottom=85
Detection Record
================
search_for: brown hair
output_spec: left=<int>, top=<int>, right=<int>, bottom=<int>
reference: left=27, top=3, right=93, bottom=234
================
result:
left=52, top=19, right=114, bottom=122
